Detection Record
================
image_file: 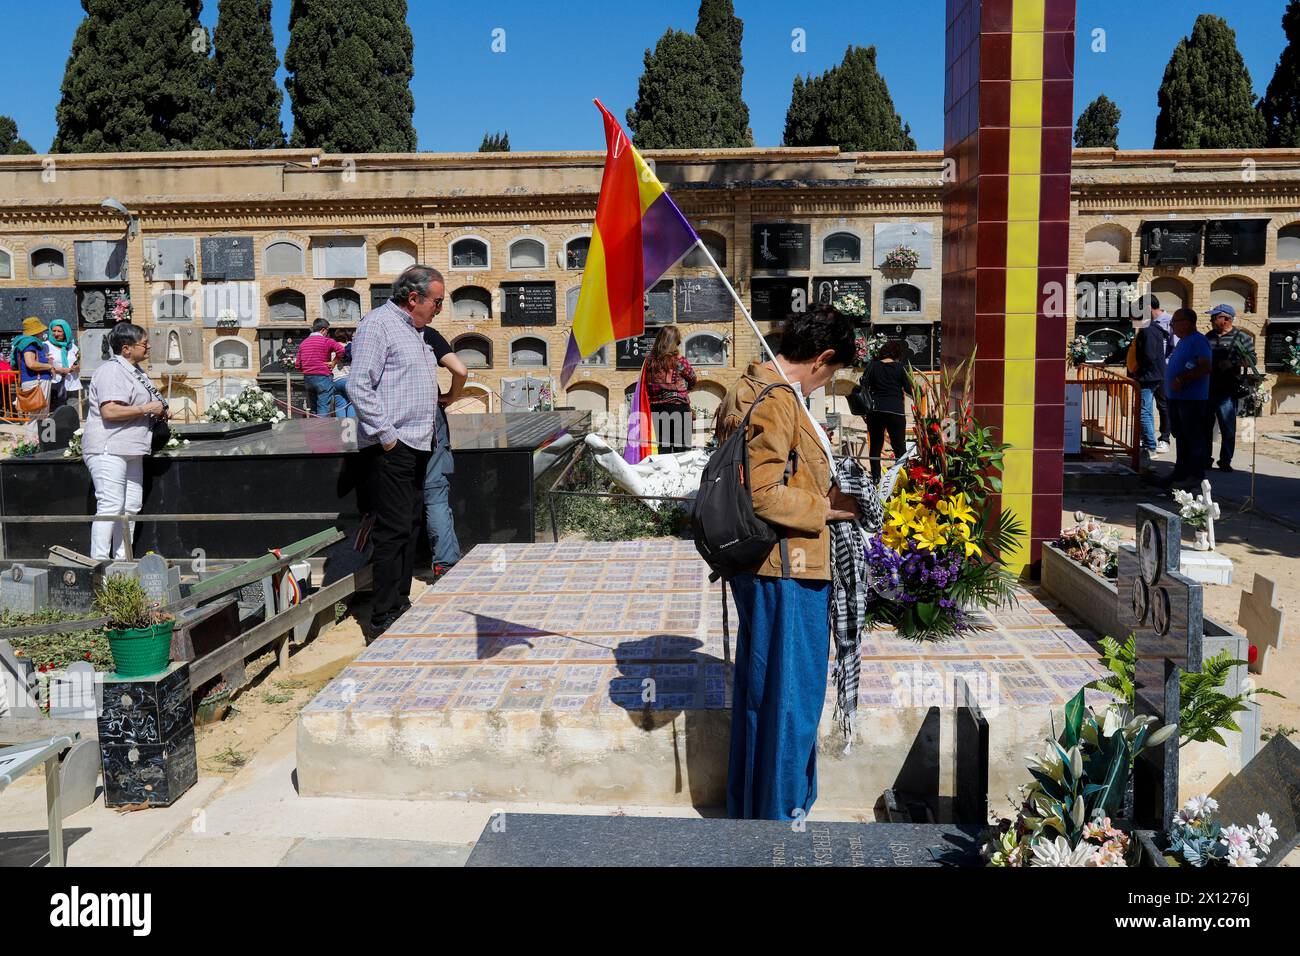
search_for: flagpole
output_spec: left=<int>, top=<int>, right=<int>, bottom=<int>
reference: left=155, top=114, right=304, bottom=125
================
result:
left=685, top=238, right=826, bottom=437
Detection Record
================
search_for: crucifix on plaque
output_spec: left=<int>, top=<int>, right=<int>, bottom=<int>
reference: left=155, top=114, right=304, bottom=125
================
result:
left=1116, top=504, right=1204, bottom=830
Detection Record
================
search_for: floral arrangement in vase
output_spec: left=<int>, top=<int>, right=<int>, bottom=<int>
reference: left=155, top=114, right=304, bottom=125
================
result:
left=534, top=383, right=554, bottom=412
left=834, top=291, right=868, bottom=318
left=1068, top=335, right=1090, bottom=367
left=984, top=688, right=1177, bottom=867
left=852, top=330, right=888, bottom=368
left=1056, top=511, right=1122, bottom=578
left=863, top=357, right=1024, bottom=641
left=881, top=245, right=920, bottom=271
left=204, top=384, right=286, bottom=424
left=1162, top=795, right=1278, bottom=867
left=1284, top=335, right=1300, bottom=375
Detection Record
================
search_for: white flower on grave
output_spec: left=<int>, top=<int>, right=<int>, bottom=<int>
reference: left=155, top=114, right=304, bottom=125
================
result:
left=1030, top=835, right=1099, bottom=867
left=1254, top=813, right=1279, bottom=848
left=1220, top=824, right=1251, bottom=853
left=238, top=404, right=248, bottom=413
left=1183, top=794, right=1218, bottom=820
left=1227, top=845, right=1262, bottom=867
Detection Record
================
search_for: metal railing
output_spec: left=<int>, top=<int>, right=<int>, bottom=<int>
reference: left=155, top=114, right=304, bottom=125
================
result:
left=1070, top=363, right=1141, bottom=472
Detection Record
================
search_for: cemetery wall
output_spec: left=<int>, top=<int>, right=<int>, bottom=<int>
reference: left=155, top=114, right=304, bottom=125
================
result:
left=2, top=146, right=1299, bottom=420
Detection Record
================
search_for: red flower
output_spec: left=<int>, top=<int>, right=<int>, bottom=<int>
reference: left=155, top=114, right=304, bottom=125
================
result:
left=84, top=651, right=93, bottom=660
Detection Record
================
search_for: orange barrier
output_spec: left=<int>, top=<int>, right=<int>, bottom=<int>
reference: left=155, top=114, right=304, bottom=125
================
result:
left=0, top=376, right=37, bottom=423
left=1070, top=363, right=1141, bottom=472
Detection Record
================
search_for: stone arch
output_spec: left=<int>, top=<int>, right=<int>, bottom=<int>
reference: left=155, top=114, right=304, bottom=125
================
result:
left=377, top=237, right=418, bottom=275
left=452, top=285, right=492, bottom=321
left=1210, top=275, right=1257, bottom=314
left=1083, top=223, right=1132, bottom=264
left=453, top=333, right=492, bottom=368
left=508, top=237, right=547, bottom=270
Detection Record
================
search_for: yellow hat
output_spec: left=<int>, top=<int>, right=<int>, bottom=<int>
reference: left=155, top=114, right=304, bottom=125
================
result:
left=21, top=316, right=47, bottom=337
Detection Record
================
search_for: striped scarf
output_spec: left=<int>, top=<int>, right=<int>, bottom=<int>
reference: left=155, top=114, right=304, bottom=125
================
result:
left=829, top=446, right=916, bottom=749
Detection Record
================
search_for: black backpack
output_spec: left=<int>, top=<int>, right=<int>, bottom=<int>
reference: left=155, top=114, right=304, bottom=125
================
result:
left=692, top=382, right=797, bottom=581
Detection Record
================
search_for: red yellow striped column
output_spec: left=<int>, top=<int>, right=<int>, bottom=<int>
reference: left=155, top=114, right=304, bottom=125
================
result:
left=943, top=0, right=1074, bottom=575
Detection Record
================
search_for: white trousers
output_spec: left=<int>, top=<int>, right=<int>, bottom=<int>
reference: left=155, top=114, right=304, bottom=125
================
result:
left=85, top=453, right=144, bottom=560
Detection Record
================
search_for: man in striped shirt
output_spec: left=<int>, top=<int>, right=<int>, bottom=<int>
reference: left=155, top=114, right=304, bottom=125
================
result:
left=348, top=265, right=444, bottom=635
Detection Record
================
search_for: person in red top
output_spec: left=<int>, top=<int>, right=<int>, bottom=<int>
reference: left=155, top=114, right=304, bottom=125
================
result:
left=295, top=318, right=346, bottom=416
left=645, top=325, right=697, bottom=454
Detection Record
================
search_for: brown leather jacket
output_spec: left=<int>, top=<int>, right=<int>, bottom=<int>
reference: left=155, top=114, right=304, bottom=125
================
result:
left=714, top=362, right=832, bottom=581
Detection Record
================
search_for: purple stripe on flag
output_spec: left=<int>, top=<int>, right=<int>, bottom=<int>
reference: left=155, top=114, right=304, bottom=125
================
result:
left=559, top=331, right=583, bottom=388
left=641, top=191, right=699, bottom=290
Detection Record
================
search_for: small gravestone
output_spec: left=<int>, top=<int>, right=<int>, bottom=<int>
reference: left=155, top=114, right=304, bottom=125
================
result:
left=953, top=677, right=990, bottom=826
left=104, top=561, right=139, bottom=581
left=37, top=405, right=81, bottom=452
left=465, top=814, right=984, bottom=868
left=0, top=639, right=39, bottom=718
left=46, top=566, right=97, bottom=614
left=136, top=553, right=181, bottom=608
left=1208, top=734, right=1300, bottom=866
left=1117, top=504, right=1203, bottom=831
left=1238, top=574, right=1284, bottom=677
left=0, top=565, right=48, bottom=614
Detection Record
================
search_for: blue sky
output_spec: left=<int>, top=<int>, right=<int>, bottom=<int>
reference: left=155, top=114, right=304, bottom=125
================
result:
left=0, top=0, right=1293, bottom=153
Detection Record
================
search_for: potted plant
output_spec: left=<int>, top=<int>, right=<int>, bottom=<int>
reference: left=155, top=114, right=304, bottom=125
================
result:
left=93, top=573, right=174, bottom=677
left=195, top=680, right=233, bottom=725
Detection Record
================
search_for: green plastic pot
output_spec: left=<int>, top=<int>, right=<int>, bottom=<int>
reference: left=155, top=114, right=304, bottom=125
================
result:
left=106, top=620, right=174, bottom=677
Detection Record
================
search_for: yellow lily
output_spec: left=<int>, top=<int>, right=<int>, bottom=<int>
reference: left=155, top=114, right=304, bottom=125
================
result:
left=913, top=514, right=947, bottom=551
left=939, top=492, right=976, bottom=526
left=952, top=522, right=982, bottom=558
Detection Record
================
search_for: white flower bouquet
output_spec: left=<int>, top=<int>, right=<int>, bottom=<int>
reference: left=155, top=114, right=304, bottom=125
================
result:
left=1171, top=488, right=1208, bottom=529
left=203, top=384, right=287, bottom=424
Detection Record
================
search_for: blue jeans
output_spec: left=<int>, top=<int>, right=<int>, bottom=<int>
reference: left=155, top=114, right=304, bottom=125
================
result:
left=1205, top=395, right=1239, bottom=468
left=1139, top=387, right=1157, bottom=450
left=332, top=376, right=357, bottom=418
left=304, top=374, right=336, bottom=417
left=727, top=573, right=831, bottom=821
left=423, top=469, right=462, bottom=567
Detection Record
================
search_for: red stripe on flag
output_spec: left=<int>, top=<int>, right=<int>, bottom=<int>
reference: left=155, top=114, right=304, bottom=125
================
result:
left=594, top=102, right=645, bottom=342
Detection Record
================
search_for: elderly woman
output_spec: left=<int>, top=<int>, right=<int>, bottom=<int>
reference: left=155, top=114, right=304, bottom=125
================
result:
left=714, top=305, right=860, bottom=821
left=45, top=319, right=81, bottom=411
left=82, top=323, right=169, bottom=559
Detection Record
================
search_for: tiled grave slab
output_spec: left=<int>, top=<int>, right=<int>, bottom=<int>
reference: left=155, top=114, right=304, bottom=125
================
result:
left=299, top=542, right=1106, bottom=809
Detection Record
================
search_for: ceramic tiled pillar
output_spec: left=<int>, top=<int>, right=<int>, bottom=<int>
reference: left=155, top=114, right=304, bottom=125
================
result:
left=943, top=0, right=1075, bottom=576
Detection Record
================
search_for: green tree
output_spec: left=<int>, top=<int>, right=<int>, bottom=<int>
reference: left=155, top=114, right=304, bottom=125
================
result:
left=53, top=0, right=214, bottom=153
left=695, top=0, right=751, bottom=146
left=479, top=131, right=510, bottom=152
left=208, top=0, right=285, bottom=149
left=1261, top=0, right=1300, bottom=147
left=783, top=46, right=915, bottom=151
left=1074, top=94, right=1121, bottom=147
left=0, top=116, right=35, bottom=155
left=285, top=0, right=416, bottom=152
left=626, top=29, right=728, bottom=149
left=1154, top=14, right=1266, bottom=149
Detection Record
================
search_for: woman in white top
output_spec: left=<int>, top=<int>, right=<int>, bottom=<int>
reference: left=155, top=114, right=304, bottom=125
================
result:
left=46, top=320, right=81, bottom=412
left=82, top=323, right=169, bottom=559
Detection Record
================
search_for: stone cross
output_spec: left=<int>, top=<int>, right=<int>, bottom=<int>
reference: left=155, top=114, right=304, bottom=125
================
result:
left=1197, top=479, right=1221, bottom=550
left=1238, top=574, right=1285, bottom=677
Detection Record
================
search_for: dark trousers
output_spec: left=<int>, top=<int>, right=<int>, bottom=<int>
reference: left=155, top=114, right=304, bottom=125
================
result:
left=1169, top=399, right=1207, bottom=483
left=1154, top=383, right=1171, bottom=443
left=650, top=401, right=693, bottom=455
left=866, top=410, right=907, bottom=482
left=362, top=441, right=432, bottom=624
left=1204, top=395, right=1239, bottom=468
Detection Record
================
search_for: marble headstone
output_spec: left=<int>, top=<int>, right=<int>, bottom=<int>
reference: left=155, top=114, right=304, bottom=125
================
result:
left=0, top=565, right=49, bottom=614
left=1208, top=734, right=1300, bottom=866
left=136, top=553, right=182, bottom=608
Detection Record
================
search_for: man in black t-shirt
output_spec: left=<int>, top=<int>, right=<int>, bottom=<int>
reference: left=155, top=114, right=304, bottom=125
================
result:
left=422, top=326, right=469, bottom=577
left=1203, top=304, right=1256, bottom=472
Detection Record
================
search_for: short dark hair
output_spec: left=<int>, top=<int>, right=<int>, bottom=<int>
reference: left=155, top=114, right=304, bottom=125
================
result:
left=312, top=318, right=331, bottom=333
left=108, top=322, right=146, bottom=355
left=878, top=339, right=905, bottom=362
left=1135, top=294, right=1161, bottom=318
left=1172, top=307, right=1198, bottom=328
left=391, top=265, right=445, bottom=305
left=777, top=305, right=856, bottom=366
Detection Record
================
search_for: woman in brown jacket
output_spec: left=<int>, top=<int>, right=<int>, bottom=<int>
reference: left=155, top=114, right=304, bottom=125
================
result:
left=715, top=306, right=859, bottom=820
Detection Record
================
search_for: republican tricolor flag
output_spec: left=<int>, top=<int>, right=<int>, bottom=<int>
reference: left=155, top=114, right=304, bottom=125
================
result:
left=561, top=101, right=700, bottom=464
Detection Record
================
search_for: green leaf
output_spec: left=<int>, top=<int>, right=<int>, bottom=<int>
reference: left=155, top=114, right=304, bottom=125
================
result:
left=1062, top=689, right=1085, bottom=748
left=916, top=602, right=939, bottom=627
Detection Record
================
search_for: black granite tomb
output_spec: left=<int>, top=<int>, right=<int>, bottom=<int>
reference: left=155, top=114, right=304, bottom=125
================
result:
left=1268, top=273, right=1300, bottom=319
left=750, top=277, right=808, bottom=322
left=465, top=814, right=984, bottom=867
left=1204, top=219, right=1268, bottom=267
left=645, top=279, right=673, bottom=326
left=873, top=322, right=938, bottom=371
left=200, top=237, right=256, bottom=281
left=97, top=662, right=197, bottom=807
left=615, top=331, right=659, bottom=370
left=1117, top=504, right=1203, bottom=831
left=0, top=287, right=78, bottom=331
left=1075, top=273, right=1142, bottom=321
left=675, top=277, right=733, bottom=323
left=812, top=276, right=871, bottom=320
left=500, top=281, right=556, bottom=327
left=1074, top=319, right=1130, bottom=365
left=1141, top=221, right=1204, bottom=267
left=1264, top=320, right=1300, bottom=372
left=752, top=223, right=811, bottom=270
left=954, top=679, right=990, bottom=826
left=1208, top=733, right=1300, bottom=865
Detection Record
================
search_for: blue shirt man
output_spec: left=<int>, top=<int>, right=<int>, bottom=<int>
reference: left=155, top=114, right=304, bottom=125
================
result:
left=1165, top=329, right=1211, bottom=400
left=1161, top=309, right=1212, bottom=487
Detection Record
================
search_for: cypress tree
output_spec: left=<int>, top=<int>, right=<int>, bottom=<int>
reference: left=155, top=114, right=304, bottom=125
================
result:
left=1154, top=14, right=1266, bottom=149
left=783, top=46, right=915, bottom=151
left=0, top=116, right=35, bottom=155
left=208, top=0, right=285, bottom=149
left=285, top=0, right=416, bottom=152
left=695, top=0, right=751, bottom=146
left=1261, top=0, right=1300, bottom=147
left=1074, top=94, right=1121, bottom=148
left=479, top=131, right=510, bottom=152
left=53, top=0, right=214, bottom=153
left=626, top=29, right=728, bottom=149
